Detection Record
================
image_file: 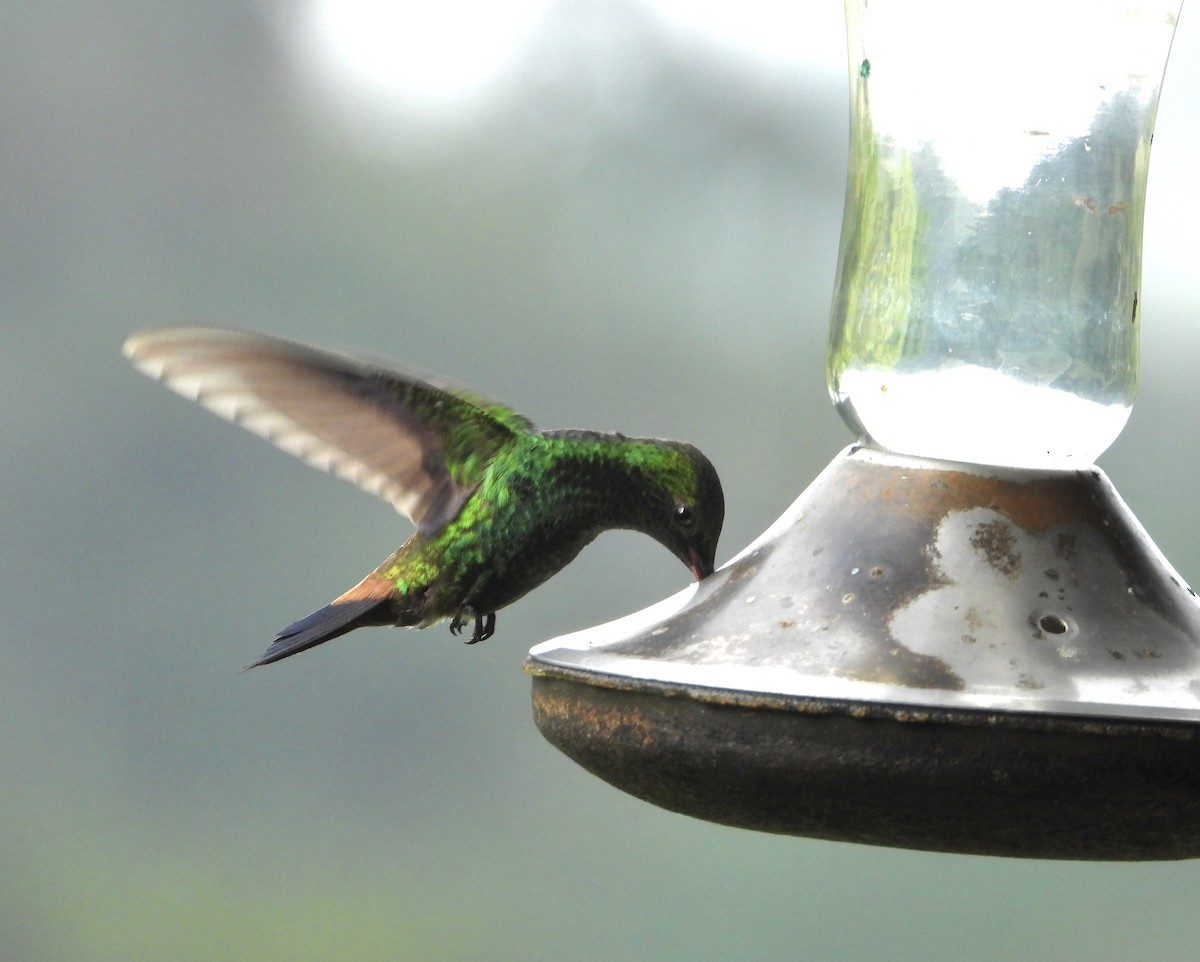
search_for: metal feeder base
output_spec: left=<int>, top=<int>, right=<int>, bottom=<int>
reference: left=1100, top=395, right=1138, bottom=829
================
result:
left=526, top=447, right=1200, bottom=860
left=529, top=668, right=1200, bottom=860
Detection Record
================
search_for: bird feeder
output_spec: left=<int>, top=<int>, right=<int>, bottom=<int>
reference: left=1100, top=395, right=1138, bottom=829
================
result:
left=524, top=0, right=1200, bottom=859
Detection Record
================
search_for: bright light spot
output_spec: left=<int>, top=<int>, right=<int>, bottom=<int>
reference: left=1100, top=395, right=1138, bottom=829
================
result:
left=293, top=0, right=554, bottom=113
left=290, top=0, right=845, bottom=117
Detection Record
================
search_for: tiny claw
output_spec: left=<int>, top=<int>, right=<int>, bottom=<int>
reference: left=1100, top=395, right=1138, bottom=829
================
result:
left=466, top=611, right=496, bottom=645
left=450, top=607, right=495, bottom=643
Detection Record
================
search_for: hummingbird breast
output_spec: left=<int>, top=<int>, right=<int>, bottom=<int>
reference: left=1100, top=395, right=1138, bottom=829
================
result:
left=381, top=432, right=663, bottom=624
left=443, top=437, right=645, bottom=612
left=449, top=481, right=602, bottom=614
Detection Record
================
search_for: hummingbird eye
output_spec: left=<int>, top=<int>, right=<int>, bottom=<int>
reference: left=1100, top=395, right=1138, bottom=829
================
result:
left=673, top=503, right=695, bottom=528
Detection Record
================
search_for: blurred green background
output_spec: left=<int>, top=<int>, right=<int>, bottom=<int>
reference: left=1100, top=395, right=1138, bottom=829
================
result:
left=5, top=2, right=1200, bottom=959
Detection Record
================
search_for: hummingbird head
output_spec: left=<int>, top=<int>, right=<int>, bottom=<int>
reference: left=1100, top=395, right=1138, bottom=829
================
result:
left=646, top=441, right=725, bottom=581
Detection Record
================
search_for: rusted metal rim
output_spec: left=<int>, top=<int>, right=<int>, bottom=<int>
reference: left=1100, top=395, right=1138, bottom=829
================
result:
left=527, top=660, right=1200, bottom=860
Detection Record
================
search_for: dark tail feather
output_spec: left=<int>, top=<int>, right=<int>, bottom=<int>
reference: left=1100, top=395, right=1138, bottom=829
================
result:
left=246, top=600, right=392, bottom=668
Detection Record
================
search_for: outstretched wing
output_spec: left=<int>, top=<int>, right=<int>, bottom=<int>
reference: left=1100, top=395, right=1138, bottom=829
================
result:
left=122, top=327, right=533, bottom=533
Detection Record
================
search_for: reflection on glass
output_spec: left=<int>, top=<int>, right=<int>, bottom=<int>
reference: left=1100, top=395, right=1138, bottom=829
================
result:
left=826, top=0, right=1183, bottom=467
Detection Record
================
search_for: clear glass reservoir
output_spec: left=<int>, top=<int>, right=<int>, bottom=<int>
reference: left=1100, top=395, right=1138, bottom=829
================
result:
left=826, top=0, right=1184, bottom=467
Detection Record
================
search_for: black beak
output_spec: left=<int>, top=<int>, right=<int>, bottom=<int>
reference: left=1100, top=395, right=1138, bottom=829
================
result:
left=687, top=547, right=714, bottom=581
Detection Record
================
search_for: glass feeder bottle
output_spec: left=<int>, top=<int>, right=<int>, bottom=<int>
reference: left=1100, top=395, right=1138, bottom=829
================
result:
left=826, top=0, right=1180, bottom=468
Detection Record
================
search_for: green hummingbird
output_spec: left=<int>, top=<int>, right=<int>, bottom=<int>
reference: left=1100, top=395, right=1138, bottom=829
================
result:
left=123, top=327, right=725, bottom=667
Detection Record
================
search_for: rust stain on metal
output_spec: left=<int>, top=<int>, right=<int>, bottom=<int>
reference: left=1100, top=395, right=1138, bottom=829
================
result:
left=841, top=651, right=965, bottom=690
left=843, top=458, right=1106, bottom=536
left=533, top=685, right=661, bottom=750
left=970, top=519, right=1022, bottom=578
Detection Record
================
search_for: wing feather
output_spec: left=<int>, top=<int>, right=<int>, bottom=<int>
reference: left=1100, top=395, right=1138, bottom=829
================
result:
left=122, top=327, right=530, bottom=532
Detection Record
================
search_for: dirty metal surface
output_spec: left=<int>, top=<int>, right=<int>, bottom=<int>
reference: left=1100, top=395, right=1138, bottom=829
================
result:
left=529, top=446, right=1200, bottom=721
left=525, top=446, right=1200, bottom=856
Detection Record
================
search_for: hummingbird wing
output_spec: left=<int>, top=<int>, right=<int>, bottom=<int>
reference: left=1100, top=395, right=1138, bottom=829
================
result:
left=122, top=327, right=532, bottom=533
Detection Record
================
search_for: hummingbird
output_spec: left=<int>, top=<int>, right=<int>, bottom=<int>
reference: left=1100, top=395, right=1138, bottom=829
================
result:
left=122, top=327, right=725, bottom=667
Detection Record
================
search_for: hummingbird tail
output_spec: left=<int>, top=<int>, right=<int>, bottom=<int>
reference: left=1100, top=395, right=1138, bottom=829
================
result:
left=246, top=573, right=398, bottom=668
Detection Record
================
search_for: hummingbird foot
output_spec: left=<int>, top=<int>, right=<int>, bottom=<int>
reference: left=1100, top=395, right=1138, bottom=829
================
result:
left=450, top=607, right=496, bottom=644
